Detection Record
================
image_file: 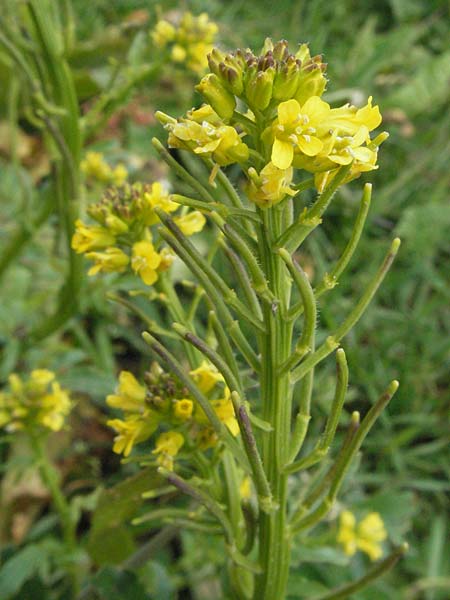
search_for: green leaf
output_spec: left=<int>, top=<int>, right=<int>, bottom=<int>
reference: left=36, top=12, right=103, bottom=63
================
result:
left=291, top=544, right=349, bottom=567
left=92, top=566, right=149, bottom=600
left=0, top=544, right=43, bottom=599
left=287, top=572, right=329, bottom=598
left=87, top=467, right=162, bottom=565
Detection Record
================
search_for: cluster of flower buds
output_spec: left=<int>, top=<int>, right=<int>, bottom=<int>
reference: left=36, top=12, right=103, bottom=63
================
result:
left=81, top=151, right=128, bottom=186
left=107, top=361, right=239, bottom=469
left=0, top=370, right=71, bottom=433
left=72, top=182, right=205, bottom=285
left=157, top=38, right=388, bottom=205
left=205, top=39, right=327, bottom=115
left=151, top=12, right=218, bottom=75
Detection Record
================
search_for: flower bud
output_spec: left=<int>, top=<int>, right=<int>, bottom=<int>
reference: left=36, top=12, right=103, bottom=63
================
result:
left=272, top=39, right=290, bottom=62
left=196, top=73, right=236, bottom=120
left=294, top=63, right=327, bottom=105
left=105, top=214, right=129, bottom=234
left=219, top=61, right=244, bottom=96
left=245, top=68, right=275, bottom=110
left=272, top=57, right=301, bottom=101
left=207, top=48, right=227, bottom=76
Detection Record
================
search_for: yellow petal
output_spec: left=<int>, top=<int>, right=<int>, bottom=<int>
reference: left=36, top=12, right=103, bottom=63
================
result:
left=301, top=96, right=330, bottom=121
left=297, top=135, right=323, bottom=157
left=278, top=99, right=301, bottom=126
left=272, top=138, right=294, bottom=169
left=141, top=267, right=158, bottom=285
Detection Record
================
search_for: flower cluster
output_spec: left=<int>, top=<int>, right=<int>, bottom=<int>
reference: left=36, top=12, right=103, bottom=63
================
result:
left=0, top=370, right=71, bottom=433
left=107, top=361, right=239, bottom=470
left=72, top=182, right=205, bottom=285
left=157, top=39, right=387, bottom=205
left=151, top=12, right=218, bottom=75
left=81, top=151, right=128, bottom=186
left=337, top=510, right=388, bottom=561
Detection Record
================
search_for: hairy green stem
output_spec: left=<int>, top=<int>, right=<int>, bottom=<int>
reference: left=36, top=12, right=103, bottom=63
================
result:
left=254, top=204, right=294, bottom=599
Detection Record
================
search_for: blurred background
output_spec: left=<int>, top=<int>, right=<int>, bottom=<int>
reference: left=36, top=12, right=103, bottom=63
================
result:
left=0, top=1, right=449, bottom=598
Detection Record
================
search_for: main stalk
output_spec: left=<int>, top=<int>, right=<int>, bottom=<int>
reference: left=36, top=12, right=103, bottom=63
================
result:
left=255, top=206, right=294, bottom=599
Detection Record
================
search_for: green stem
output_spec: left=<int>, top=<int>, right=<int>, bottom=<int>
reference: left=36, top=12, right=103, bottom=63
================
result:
left=156, top=208, right=265, bottom=333
left=275, top=165, right=351, bottom=253
left=158, top=467, right=261, bottom=574
left=212, top=213, right=275, bottom=304
left=0, top=189, right=54, bottom=280
left=254, top=205, right=294, bottom=599
left=285, top=348, right=348, bottom=472
left=313, top=544, right=408, bottom=600
left=158, top=228, right=260, bottom=369
left=171, top=323, right=273, bottom=511
left=287, top=183, right=372, bottom=320
left=290, top=238, right=401, bottom=382
left=291, top=380, right=398, bottom=533
left=157, top=272, right=199, bottom=367
left=30, top=433, right=78, bottom=596
left=152, top=138, right=216, bottom=203
left=278, top=249, right=317, bottom=372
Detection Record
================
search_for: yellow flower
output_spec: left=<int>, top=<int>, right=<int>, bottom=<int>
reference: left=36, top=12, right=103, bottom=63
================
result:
left=29, top=369, right=55, bottom=393
left=326, top=126, right=376, bottom=166
left=190, top=361, right=223, bottom=393
left=104, top=214, right=129, bottom=234
left=151, top=12, right=217, bottom=75
left=157, top=247, right=175, bottom=272
left=171, top=44, right=187, bottom=63
left=81, top=151, right=112, bottom=182
left=271, top=97, right=330, bottom=169
left=131, top=240, right=162, bottom=286
left=108, top=413, right=157, bottom=457
left=173, top=399, right=194, bottom=421
left=327, top=96, right=382, bottom=137
left=314, top=131, right=388, bottom=193
left=247, top=162, right=297, bottom=208
left=196, top=427, right=218, bottom=450
left=86, top=247, right=129, bottom=276
left=152, top=20, right=176, bottom=47
left=337, top=510, right=387, bottom=561
left=81, top=151, right=127, bottom=185
left=143, top=182, right=178, bottom=225
left=153, top=431, right=184, bottom=470
left=107, top=371, right=147, bottom=412
left=166, top=110, right=249, bottom=166
left=39, top=382, right=71, bottom=431
left=0, top=371, right=71, bottom=433
left=111, top=164, right=128, bottom=186
left=72, top=220, right=116, bottom=254
left=212, top=391, right=240, bottom=437
left=174, top=211, right=206, bottom=236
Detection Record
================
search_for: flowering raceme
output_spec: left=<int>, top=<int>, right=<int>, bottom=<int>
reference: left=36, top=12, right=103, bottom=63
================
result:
left=81, top=151, right=128, bottom=186
left=106, top=361, right=239, bottom=468
left=155, top=38, right=387, bottom=206
left=77, top=34, right=408, bottom=600
left=0, top=370, right=71, bottom=433
left=151, top=12, right=218, bottom=75
left=72, top=181, right=205, bottom=285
